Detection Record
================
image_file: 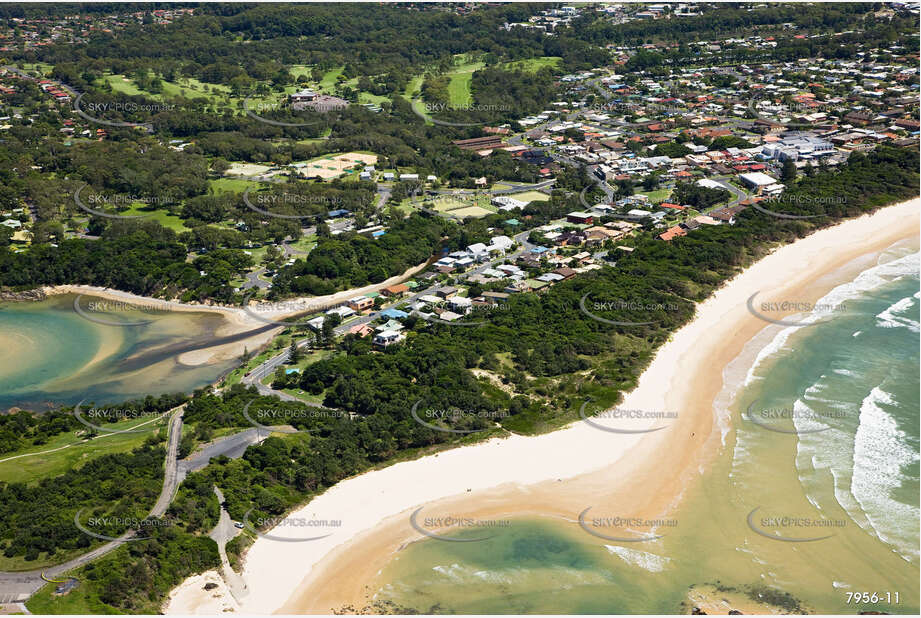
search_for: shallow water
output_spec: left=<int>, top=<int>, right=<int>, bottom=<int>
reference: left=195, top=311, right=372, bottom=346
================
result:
left=0, top=294, right=243, bottom=411
left=370, top=245, right=920, bottom=614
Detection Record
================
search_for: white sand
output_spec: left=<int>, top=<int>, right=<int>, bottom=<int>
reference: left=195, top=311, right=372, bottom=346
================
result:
left=42, top=258, right=430, bottom=367
left=162, top=571, right=239, bottom=614
left=163, top=199, right=920, bottom=614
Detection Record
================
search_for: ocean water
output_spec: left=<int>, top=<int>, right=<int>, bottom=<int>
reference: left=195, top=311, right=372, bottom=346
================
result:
left=370, top=243, right=920, bottom=614
left=371, top=519, right=687, bottom=614
left=0, top=294, right=241, bottom=411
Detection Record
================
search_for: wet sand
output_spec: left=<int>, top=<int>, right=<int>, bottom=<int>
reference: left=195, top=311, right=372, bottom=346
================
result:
left=157, top=199, right=920, bottom=615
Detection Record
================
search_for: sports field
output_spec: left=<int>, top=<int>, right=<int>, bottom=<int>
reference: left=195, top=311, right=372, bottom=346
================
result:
left=297, top=152, right=378, bottom=179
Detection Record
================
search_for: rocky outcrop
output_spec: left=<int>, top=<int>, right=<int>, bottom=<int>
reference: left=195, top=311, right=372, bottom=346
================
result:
left=0, top=287, right=47, bottom=302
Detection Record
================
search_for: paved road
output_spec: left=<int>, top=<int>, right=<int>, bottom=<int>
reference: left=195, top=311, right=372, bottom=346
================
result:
left=0, top=405, right=185, bottom=603
left=710, top=175, right=749, bottom=208
left=242, top=229, right=534, bottom=402
left=208, top=487, right=247, bottom=602
left=281, top=239, right=308, bottom=258
left=177, top=428, right=270, bottom=484
left=241, top=267, right=270, bottom=290
left=428, top=178, right=556, bottom=196
left=375, top=184, right=392, bottom=209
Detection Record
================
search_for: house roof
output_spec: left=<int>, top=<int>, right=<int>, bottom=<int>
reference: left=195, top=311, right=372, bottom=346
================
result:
left=658, top=225, right=687, bottom=241
left=380, top=308, right=409, bottom=319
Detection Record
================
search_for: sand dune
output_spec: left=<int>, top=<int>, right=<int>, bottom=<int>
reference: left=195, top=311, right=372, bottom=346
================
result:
left=160, top=199, right=919, bottom=614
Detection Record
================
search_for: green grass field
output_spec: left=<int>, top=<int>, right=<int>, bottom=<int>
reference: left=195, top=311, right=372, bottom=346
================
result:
left=446, top=61, right=485, bottom=106
left=289, top=64, right=314, bottom=80
left=507, top=190, right=550, bottom=203
left=358, top=91, right=390, bottom=105
left=403, top=74, right=425, bottom=100
left=638, top=188, right=674, bottom=204
left=19, top=62, right=54, bottom=76
left=208, top=177, right=263, bottom=194
left=0, top=414, right=168, bottom=485
left=101, top=74, right=146, bottom=96
left=287, top=234, right=317, bottom=254
left=393, top=198, right=418, bottom=215
left=500, top=56, right=562, bottom=72
left=429, top=193, right=495, bottom=218
left=102, top=73, right=233, bottom=102
left=118, top=204, right=190, bottom=232
left=318, top=66, right=345, bottom=91
left=26, top=580, right=117, bottom=615
left=264, top=349, right=339, bottom=405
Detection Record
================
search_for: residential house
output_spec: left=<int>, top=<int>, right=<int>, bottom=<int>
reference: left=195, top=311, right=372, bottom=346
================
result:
left=658, top=225, right=687, bottom=241
left=373, top=330, right=404, bottom=348
left=381, top=283, right=409, bottom=298
left=347, top=296, right=374, bottom=313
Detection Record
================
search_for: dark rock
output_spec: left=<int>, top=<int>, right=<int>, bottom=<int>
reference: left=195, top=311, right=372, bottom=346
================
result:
left=0, top=287, right=47, bottom=302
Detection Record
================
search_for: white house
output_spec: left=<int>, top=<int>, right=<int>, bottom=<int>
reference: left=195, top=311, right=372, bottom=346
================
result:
left=373, top=330, right=404, bottom=348
left=448, top=296, right=473, bottom=314
left=326, top=306, right=355, bottom=319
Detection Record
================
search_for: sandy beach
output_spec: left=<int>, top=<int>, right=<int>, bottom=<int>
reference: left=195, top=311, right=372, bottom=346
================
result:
left=40, top=258, right=431, bottom=367
left=161, top=199, right=920, bottom=615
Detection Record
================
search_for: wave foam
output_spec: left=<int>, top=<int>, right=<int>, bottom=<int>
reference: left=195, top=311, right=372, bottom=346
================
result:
left=850, top=386, right=920, bottom=561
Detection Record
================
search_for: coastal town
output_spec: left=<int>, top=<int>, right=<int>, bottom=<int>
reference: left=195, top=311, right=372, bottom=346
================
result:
left=0, top=2, right=918, bottom=616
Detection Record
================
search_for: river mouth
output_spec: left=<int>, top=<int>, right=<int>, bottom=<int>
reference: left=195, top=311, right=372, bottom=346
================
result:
left=366, top=244, right=921, bottom=615
left=0, top=293, right=253, bottom=411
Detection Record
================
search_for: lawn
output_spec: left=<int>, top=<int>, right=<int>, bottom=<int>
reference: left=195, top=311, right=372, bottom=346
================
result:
left=289, top=64, right=314, bottom=80
left=318, top=66, right=345, bottom=92
left=447, top=205, right=494, bottom=218
left=19, top=62, right=54, bottom=76
left=208, top=177, right=263, bottom=194
left=393, top=199, right=418, bottom=215
left=500, top=56, right=562, bottom=72
left=101, top=74, right=145, bottom=96
left=118, top=204, right=190, bottom=232
left=26, top=580, right=115, bottom=615
left=445, top=61, right=485, bottom=107
left=161, top=77, right=232, bottom=101
left=0, top=413, right=168, bottom=485
left=507, top=190, right=550, bottom=203
left=101, top=73, right=233, bottom=105
left=402, top=73, right=425, bottom=100
left=638, top=188, right=674, bottom=204
left=264, top=349, right=340, bottom=404
left=429, top=193, right=496, bottom=218
left=287, top=234, right=318, bottom=254
left=358, top=91, right=390, bottom=105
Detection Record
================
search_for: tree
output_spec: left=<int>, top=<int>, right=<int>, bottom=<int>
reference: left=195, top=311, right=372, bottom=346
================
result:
left=781, top=158, right=797, bottom=182
left=288, top=340, right=302, bottom=364
left=321, top=318, right=335, bottom=346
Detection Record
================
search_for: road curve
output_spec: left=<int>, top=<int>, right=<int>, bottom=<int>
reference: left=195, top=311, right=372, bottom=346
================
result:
left=0, top=405, right=185, bottom=602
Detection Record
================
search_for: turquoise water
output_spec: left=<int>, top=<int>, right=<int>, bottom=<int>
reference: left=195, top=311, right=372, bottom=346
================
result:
left=372, top=244, right=920, bottom=614
left=0, top=294, right=242, bottom=411
left=375, top=519, right=687, bottom=614
left=738, top=246, right=919, bottom=565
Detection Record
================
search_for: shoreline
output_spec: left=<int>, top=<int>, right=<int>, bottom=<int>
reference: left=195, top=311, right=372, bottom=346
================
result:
left=162, top=198, right=921, bottom=615
left=21, top=259, right=431, bottom=368
left=37, top=255, right=430, bottom=323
